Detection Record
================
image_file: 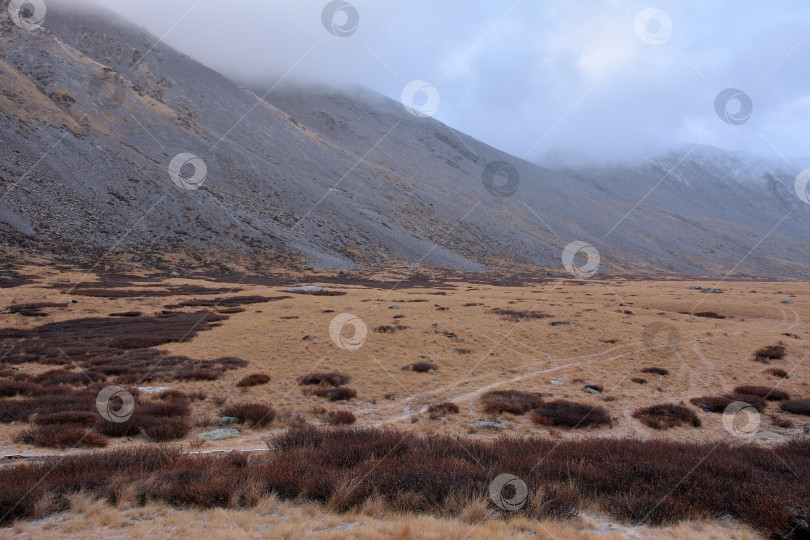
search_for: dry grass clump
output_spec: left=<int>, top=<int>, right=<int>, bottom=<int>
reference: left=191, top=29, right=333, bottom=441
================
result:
left=14, top=425, right=109, bottom=448
left=780, top=399, right=810, bottom=416
left=0, top=430, right=809, bottom=538
left=309, top=387, right=357, bottom=401
left=402, top=362, right=439, bottom=373
left=689, top=394, right=767, bottom=413
left=220, top=403, right=276, bottom=427
left=766, top=367, right=790, bottom=379
left=631, top=377, right=647, bottom=384
left=733, top=385, right=790, bottom=401
left=427, top=402, right=460, bottom=418
left=324, top=410, right=356, bottom=425
left=481, top=390, right=543, bottom=415
left=640, top=367, right=669, bottom=376
left=632, top=404, right=702, bottom=429
left=530, top=400, right=612, bottom=428
left=298, top=372, right=351, bottom=387
left=754, top=345, right=787, bottom=363
left=236, top=373, right=271, bottom=388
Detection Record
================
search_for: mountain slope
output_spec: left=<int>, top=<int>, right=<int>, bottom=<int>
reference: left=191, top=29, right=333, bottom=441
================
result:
left=0, top=0, right=807, bottom=278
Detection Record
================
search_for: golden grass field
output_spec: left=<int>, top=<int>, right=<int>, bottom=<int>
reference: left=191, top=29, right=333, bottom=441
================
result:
left=1, top=262, right=808, bottom=538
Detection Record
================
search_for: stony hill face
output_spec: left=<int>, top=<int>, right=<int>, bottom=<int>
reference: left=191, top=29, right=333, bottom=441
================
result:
left=0, top=0, right=807, bottom=277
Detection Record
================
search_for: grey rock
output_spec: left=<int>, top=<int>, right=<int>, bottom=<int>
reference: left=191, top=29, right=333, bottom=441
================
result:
left=470, top=419, right=509, bottom=430
left=781, top=299, right=794, bottom=304
left=198, top=428, right=241, bottom=441
left=550, top=379, right=563, bottom=386
left=285, top=286, right=326, bottom=294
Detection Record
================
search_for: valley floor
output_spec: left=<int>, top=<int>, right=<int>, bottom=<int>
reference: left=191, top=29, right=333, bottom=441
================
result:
left=0, top=260, right=808, bottom=538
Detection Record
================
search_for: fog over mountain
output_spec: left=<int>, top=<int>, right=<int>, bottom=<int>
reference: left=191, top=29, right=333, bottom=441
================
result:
left=0, top=0, right=808, bottom=278
left=88, top=0, right=810, bottom=165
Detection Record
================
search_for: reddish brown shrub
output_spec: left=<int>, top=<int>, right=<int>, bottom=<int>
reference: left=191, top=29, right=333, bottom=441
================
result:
left=310, top=387, right=357, bottom=402
left=640, top=367, right=669, bottom=376
left=140, top=417, right=191, bottom=442
left=298, top=372, right=351, bottom=387
left=766, top=368, right=789, bottom=379
left=427, top=402, right=460, bottom=417
left=781, top=399, right=810, bottom=416
left=755, top=345, right=786, bottom=362
left=491, top=308, right=551, bottom=321
left=692, top=312, right=726, bottom=319
left=221, top=403, right=276, bottom=427
left=0, top=430, right=809, bottom=539
left=771, top=415, right=794, bottom=428
left=632, top=404, right=701, bottom=429
left=324, top=410, right=356, bottom=425
left=481, top=390, right=543, bottom=415
left=236, top=373, right=271, bottom=388
left=14, top=425, right=108, bottom=448
left=733, top=385, right=790, bottom=401
left=402, top=362, right=438, bottom=373
left=690, top=394, right=767, bottom=413
left=530, top=400, right=612, bottom=428
left=0, top=380, right=40, bottom=397
left=164, top=295, right=285, bottom=309
left=631, top=377, right=647, bottom=384
left=32, top=411, right=97, bottom=427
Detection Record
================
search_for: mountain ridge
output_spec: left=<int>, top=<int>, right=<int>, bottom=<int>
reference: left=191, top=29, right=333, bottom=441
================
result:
left=0, top=0, right=808, bottom=278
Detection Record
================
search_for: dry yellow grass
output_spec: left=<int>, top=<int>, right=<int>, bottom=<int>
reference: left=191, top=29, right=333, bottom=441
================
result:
left=0, top=494, right=761, bottom=539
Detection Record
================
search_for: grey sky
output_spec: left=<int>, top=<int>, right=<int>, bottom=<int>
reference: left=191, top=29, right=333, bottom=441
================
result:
left=90, top=0, right=810, bottom=164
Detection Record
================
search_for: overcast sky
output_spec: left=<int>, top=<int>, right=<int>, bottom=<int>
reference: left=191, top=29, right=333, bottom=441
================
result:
left=91, top=0, right=810, bottom=165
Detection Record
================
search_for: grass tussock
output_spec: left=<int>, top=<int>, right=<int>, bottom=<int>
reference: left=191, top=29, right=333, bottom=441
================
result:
left=530, top=400, right=612, bottom=428
left=236, top=373, right=271, bottom=388
left=640, top=367, right=669, bottom=376
left=481, top=390, right=543, bottom=415
left=2, top=429, right=807, bottom=538
left=632, top=404, right=701, bottom=429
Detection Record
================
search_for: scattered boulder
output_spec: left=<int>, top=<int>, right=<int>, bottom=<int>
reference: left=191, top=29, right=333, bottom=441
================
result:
left=470, top=419, right=509, bottom=430
left=198, top=428, right=240, bottom=441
